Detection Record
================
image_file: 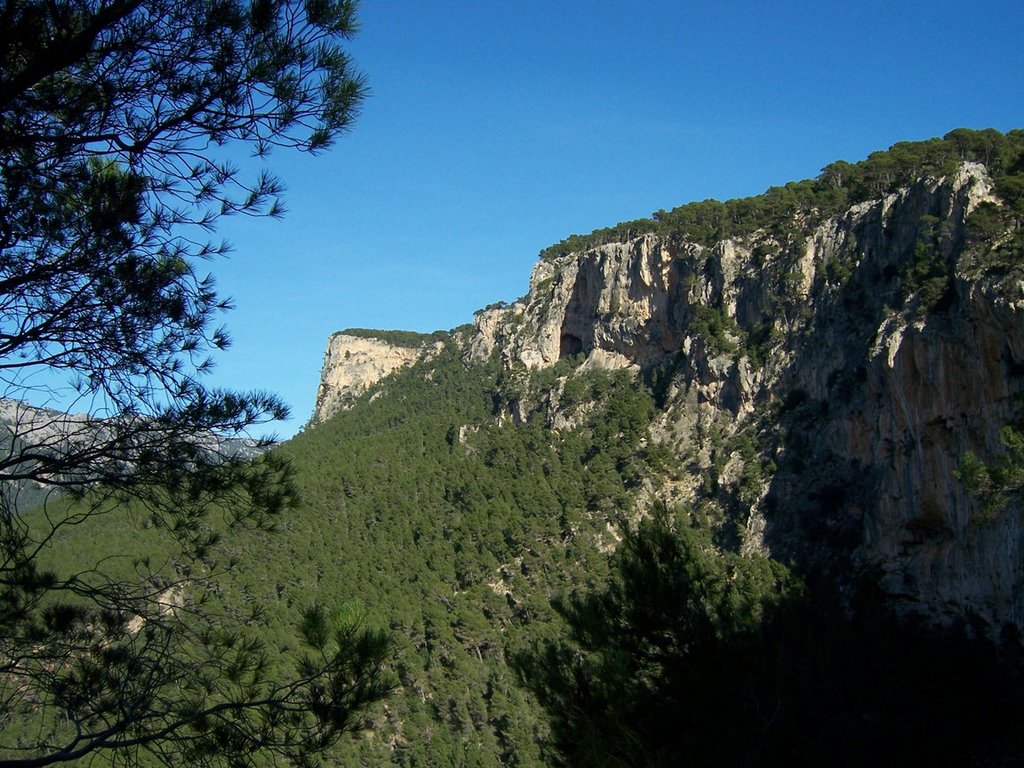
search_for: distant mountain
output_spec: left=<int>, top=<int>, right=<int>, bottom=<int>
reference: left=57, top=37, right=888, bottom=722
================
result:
left=0, top=398, right=265, bottom=514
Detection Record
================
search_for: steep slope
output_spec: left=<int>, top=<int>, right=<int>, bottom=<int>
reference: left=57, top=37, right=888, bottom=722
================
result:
left=464, top=154, right=1024, bottom=633
left=312, top=329, right=447, bottom=424
left=301, top=128, right=1024, bottom=762
left=20, top=129, right=1024, bottom=768
left=270, top=345, right=656, bottom=765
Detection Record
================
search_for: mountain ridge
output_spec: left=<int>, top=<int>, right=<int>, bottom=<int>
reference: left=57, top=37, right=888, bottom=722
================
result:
left=312, top=132, right=1024, bottom=634
left=15, top=128, right=1024, bottom=767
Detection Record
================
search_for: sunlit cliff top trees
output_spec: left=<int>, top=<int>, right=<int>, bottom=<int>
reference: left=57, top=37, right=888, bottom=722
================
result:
left=541, top=127, right=1024, bottom=259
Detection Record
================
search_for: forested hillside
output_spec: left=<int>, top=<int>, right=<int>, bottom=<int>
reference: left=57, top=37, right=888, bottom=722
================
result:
left=272, top=344, right=656, bottom=764
left=10, top=129, right=1024, bottom=766
left=34, top=333, right=1020, bottom=766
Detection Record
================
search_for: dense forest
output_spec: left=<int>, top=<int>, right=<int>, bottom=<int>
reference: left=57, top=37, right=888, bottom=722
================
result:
left=9, top=129, right=1024, bottom=766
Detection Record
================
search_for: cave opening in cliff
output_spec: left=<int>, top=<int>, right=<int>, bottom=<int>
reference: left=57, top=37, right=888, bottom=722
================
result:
left=559, top=333, right=584, bottom=359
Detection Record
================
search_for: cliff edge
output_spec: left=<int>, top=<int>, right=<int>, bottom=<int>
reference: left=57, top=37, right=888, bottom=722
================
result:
left=312, top=330, right=441, bottom=425
left=312, top=134, right=1024, bottom=634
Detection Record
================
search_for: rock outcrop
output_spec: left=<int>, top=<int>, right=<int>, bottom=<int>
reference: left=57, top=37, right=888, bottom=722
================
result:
left=471, top=236, right=682, bottom=370
left=312, top=332, right=434, bottom=424
left=466, top=162, right=1023, bottom=633
left=312, top=158, right=1024, bottom=634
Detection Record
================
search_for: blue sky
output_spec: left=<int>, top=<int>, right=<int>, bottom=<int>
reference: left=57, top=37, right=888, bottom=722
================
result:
left=208, top=0, right=1024, bottom=438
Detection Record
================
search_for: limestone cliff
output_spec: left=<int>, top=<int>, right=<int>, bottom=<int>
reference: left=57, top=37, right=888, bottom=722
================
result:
left=312, top=331, right=438, bottom=424
left=467, top=161, right=1023, bottom=633
left=313, top=145, right=1024, bottom=634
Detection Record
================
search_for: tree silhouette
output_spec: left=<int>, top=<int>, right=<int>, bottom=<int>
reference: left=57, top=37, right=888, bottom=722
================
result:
left=515, top=504, right=1024, bottom=767
left=0, top=2, right=392, bottom=765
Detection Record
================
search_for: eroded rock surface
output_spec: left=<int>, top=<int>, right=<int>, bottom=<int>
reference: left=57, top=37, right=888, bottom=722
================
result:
left=316, top=162, right=1024, bottom=633
left=312, top=334, right=427, bottom=424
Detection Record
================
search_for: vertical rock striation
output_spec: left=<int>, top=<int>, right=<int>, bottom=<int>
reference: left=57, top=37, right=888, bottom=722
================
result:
left=466, top=161, right=1023, bottom=632
left=310, top=155, right=1022, bottom=632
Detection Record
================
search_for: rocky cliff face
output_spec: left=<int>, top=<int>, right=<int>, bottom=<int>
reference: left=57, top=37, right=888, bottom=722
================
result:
left=311, top=158, right=1023, bottom=634
left=312, top=333, right=435, bottom=424
left=465, top=162, right=1024, bottom=633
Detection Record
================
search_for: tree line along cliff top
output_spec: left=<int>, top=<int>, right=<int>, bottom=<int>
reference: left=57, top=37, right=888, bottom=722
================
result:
left=332, top=328, right=451, bottom=347
left=540, top=128, right=1024, bottom=260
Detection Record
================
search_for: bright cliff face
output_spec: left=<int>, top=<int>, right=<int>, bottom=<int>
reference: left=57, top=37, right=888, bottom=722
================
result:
left=312, top=333, right=429, bottom=425
left=313, top=157, right=1024, bottom=633
left=470, top=161, right=1021, bottom=631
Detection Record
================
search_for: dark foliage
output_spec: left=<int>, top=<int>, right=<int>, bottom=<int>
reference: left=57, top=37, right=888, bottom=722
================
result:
left=0, top=2, right=392, bottom=766
left=540, top=128, right=1024, bottom=259
left=516, top=507, right=1024, bottom=767
left=334, top=328, right=449, bottom=347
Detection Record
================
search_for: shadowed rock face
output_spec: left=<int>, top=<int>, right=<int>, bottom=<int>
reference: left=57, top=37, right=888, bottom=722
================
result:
left=471, top=234, right=690, bottom=370
left=460, top=162, right=1023, bottom=633
left=558, top=333, right=583, bottom=359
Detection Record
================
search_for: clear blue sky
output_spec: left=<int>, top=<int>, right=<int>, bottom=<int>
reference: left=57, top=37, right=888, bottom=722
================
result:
left=207, top=0, right=1024, bottom=438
